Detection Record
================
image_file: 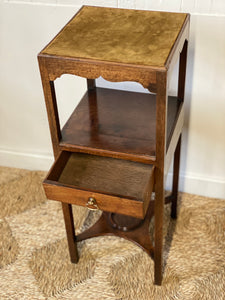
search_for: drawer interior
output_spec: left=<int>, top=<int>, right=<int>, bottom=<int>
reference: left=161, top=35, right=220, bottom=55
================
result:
left=44, top=151, right=154, bottom=217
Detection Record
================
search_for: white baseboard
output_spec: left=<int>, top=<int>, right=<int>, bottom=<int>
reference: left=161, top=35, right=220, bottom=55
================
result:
left=0, top=148, right=53, bottom=171
left=166, top=172, right=225, bottom=200
left=0, top=148, right=224, bottom=199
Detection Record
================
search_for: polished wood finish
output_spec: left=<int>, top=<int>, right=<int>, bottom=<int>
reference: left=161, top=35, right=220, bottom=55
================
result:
left=58, top=153, right=153, bottom=200
left=62, top=202, right=78, bottom=263
left=41, top=7, right=187, bottom=67
left=76, top=201, right=155, bottom=259
left=166, top=15, right=190, bottom=75
left=108, top=213, right=144, bottom=232
left=178, top=40, right=188, bottom=101
left=153, top=70, right=168, bottom=285
left=43, top=151, right=154, bottom=219
left=38, top=54, right=157, bottom=92
left=38, top=63, right=61, bottom=158
left=170, top=38, right=189, bottom=220
left=38, top=8, right=190, bottom=90
left=39, top=6, right=190, bottom=286
left=60, top=88, right=182, bottom=163
left=87, top=79, right=96, bottom=90
left=171, top=135, right=181, bottom=219
left=165, top=101, right=184, bottom=175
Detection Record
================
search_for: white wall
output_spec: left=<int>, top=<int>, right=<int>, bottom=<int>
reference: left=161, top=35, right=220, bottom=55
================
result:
left=0, top=0, right=225, bottom=199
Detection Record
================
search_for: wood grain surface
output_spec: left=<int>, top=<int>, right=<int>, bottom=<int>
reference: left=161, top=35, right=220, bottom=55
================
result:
left=60, top=87, right=182, bottom=163
left=41, top=6, right=187, bottom=68
left=43, top=151, right=154, bottom=218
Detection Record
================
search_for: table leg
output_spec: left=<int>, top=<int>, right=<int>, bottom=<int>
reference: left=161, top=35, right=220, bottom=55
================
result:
left=171, top=134, right=181, bottom=219
left=62, top=203, right=79, bottom=263
left=154, top=171, right=164, bottom=285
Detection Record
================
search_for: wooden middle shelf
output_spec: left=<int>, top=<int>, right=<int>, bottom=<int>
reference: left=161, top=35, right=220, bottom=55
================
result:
left=59, top=87, right=182, bottom=163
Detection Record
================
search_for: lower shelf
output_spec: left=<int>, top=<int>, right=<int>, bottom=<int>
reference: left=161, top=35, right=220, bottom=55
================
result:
left=43, top=151, right=154, bottom=218
left=76, top=205, right=155, bottom=259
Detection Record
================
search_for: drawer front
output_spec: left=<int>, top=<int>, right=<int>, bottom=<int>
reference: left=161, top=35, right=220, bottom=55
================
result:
left=43, top=181, right=146, bottom=219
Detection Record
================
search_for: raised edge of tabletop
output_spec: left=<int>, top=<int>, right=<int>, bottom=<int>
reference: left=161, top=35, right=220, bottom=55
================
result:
left=165, top=13, right=190, bottom=72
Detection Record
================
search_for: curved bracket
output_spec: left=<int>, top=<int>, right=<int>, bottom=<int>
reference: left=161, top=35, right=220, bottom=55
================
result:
left=40, top=55, right=157, bottom=91
left=76, top=201, right=155, bottom=259
left=147, top=83, right=157, bottom=94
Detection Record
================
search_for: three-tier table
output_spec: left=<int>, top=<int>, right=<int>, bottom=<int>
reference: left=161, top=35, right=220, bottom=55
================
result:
left=38, top=6, right=190, bottom=285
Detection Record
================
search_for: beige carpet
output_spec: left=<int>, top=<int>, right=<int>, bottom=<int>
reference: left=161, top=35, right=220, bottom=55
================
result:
left=0, top=166, right=224, bottom=299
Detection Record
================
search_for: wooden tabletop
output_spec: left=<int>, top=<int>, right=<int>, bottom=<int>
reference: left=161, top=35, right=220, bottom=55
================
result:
left=41, top=6, right=187, bottom=68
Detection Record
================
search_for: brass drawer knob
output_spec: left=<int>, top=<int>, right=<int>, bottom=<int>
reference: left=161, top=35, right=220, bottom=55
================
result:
left=86, top=197, right=99, bottom=210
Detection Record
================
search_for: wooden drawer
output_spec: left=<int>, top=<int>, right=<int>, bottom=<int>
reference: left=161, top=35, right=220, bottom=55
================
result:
left=43, top=151, right=154, bottom=219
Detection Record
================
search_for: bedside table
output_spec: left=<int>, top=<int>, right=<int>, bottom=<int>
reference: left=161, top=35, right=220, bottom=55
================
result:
left=38, top=6, right=190, bottom=285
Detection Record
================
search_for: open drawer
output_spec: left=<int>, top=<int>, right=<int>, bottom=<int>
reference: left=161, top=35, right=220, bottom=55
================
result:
left=43, top=151, right=155, bottom=219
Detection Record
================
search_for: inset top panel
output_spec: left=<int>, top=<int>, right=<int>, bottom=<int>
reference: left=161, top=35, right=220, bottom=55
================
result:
left=41, top=6, right=187, bottom=67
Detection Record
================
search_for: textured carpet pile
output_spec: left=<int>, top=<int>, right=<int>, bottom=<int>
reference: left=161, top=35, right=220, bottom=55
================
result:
left=0, top=166, right=224, bottom=299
